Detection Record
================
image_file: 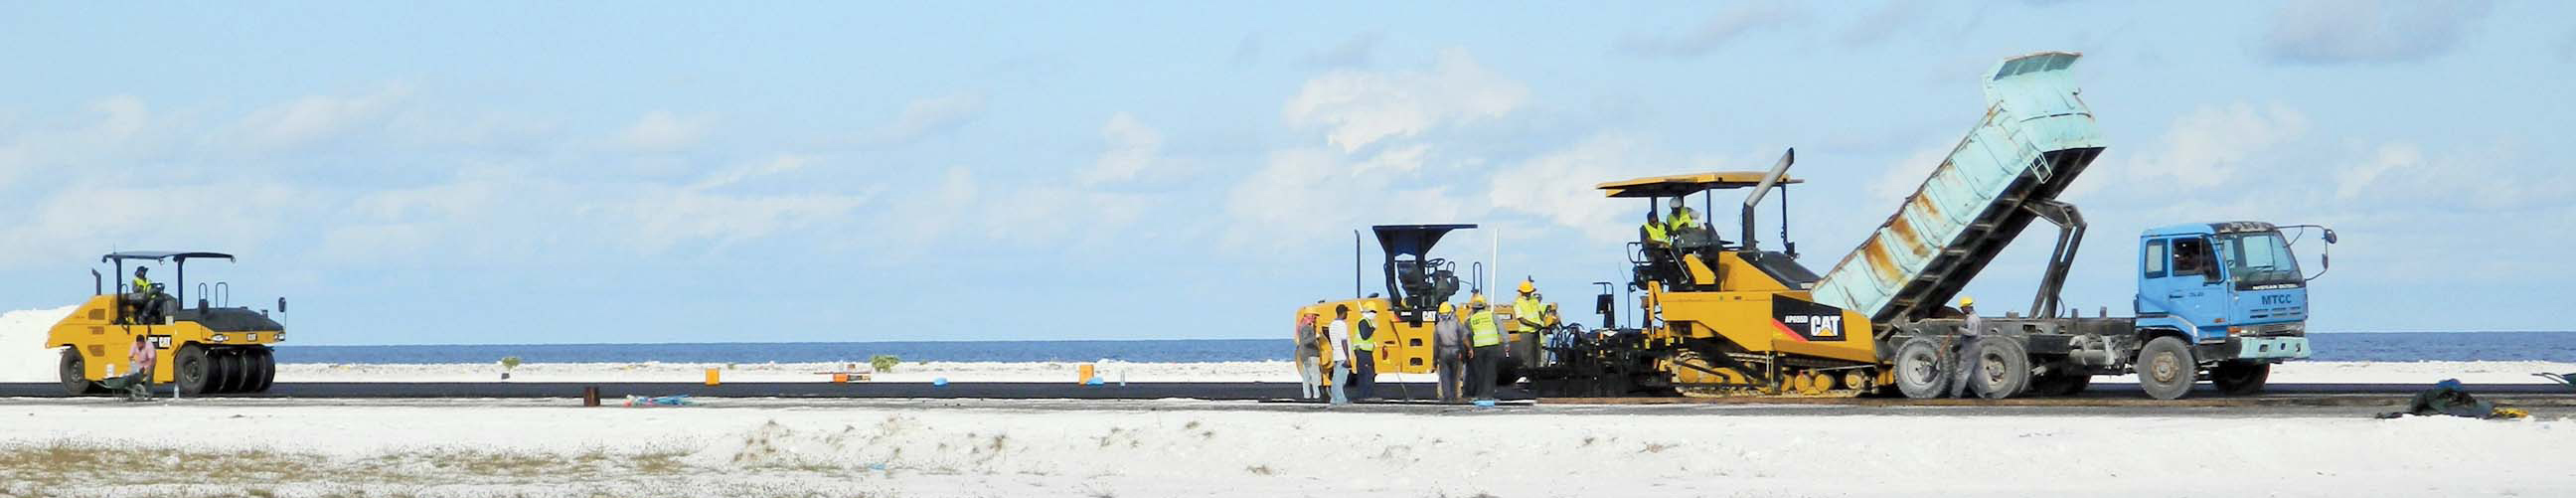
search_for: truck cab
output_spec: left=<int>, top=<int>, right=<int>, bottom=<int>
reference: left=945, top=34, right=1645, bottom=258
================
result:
left=2136, top=222, right=2318, bottom=362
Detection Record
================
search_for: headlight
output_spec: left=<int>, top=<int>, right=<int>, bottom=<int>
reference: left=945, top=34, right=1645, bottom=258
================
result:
left=247, top=333, right=259, bottom=342
left=211, top=334, right=229, bottom=342
left=275, top=332, right=285, bottom=342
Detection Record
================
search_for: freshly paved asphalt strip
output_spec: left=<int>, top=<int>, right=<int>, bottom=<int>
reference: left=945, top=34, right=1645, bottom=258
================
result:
left=1, top=382, right=2563, bottom=402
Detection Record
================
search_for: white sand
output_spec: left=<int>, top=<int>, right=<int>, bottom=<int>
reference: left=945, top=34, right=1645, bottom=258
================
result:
left=0, top=306, right=77, bottom=382
left=0, top=400, right=2568, bottom=497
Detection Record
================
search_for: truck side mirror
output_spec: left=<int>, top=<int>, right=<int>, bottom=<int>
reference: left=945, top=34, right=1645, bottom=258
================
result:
left=277, top=297, right=287, bottom=313
left=2323, top=230, right=2337, bottom=245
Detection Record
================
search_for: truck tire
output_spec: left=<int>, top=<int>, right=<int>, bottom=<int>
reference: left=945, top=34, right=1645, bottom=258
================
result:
left=176, top=345, right=215, bottom=396
left=1893, top=337, right=1949, bottom=399
left=2028, top=370, right=2092, bottom=397
left=2137, top=336, right=2195, bottom=400
left=60, top=348, right=104, bottom=396
left=1969, top=339, right=2031, bottom=400
left=2211, top=360, right=2270, bottom=396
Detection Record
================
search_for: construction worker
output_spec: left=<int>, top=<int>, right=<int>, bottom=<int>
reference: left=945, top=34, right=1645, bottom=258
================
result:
left=127, top=266, right=167, bottom=324
left=1668, top=199, right=1698, bottom=234
left=1467, top=294, right=1503, bottom=402
left=1326, top=305, right=1353, bottom=406
left=1640, top=208, right=1669, bottom=248
left=117, top=334, right=155, bottom=401
left=1296, top=312, right=1322, bottom=400
left=1513, top=279, right=1544, bottom=334
left=1433, top=302, right=1467, bottom=403
left=1353, top=307, right=1379, bottom=401
left=1948, top=297, right=1985, bottom=399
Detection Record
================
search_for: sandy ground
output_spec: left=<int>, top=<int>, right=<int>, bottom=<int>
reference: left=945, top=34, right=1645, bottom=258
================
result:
left=0, top=398, right=2567, bottom=497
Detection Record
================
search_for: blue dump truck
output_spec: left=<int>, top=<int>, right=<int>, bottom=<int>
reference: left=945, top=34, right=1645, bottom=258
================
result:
left=1806, top=52, right=2338, bottom=400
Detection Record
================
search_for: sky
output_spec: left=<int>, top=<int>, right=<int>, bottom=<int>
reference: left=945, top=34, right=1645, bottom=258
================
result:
left=1, top=1, right=2569, bottom=345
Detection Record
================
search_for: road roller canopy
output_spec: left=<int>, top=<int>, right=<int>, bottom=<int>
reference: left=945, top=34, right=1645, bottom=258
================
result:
left=101, top=251, right=235, bottom=263
left=1595, top=172, right=1802, bottom=198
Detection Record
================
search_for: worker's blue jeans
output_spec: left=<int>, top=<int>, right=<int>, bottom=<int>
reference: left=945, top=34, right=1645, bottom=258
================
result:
left=1329, top=366, right=1351, bottom=406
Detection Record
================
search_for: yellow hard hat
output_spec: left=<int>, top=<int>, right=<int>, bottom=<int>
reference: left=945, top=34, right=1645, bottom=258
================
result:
left=1958, top=296, right=1975, bottom=307
left=1471, top=293, right=1486, bottom=305
left=1439, top=302, right=1455, bottom=313
left=1518, top=279, right=1534, bottom=294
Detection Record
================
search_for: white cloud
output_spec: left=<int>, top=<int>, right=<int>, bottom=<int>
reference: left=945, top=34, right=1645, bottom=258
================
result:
left=2113, top=102, right=2310, bottom=190
left=1619, top=2, right=1800, bottom=58
left=615, top=187, right=870, bottom=253
left=1079, top=112, right=1167, bottom=185
left=1220, top=148, right=1478, bottom=249
left=1484, top=134, right=1661, bottom=243
left=692, top=154, right=813, bottom=191
left=618, top=110, right=708, bottom=152
left=1282, top=49, right=1528, bottom=153
left=870, top=92, right=987, bottom=145
left=2260, top=0, right=2492, bottom=65
left=1866, top=143, right=1956, bottom=206
left=232, top=86, right=406, bottom=150
left=0, top=181, right=312, bottom=266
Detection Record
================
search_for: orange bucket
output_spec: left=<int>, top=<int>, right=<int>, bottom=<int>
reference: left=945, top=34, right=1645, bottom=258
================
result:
left=704, top=368, right=721, bottom=386
left=831, top=373, right=850, bottom=384
left=1077, top=364, right=1096, bottom=384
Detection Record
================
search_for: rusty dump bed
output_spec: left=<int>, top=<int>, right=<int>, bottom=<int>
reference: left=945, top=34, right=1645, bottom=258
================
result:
left=1809, top=52, right=2106, bottom=329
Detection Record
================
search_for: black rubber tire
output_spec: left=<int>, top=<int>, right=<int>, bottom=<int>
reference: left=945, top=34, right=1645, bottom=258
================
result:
left=2028, top=370, right=2093, bottom=397
left=1893, top=337, right=1949, bottom=399
left=2211, top=360, right=2271, bottom=396
left=176, top=345, right=214, bottom=396
left=1969, top=339, right=2031, bottom=400
left=215, top=349, right=243, bottom=394
left=247, top=348, right=275, bottom=393
left=2137, top=336, right=2197, bottom=401
left=60, top=348, right=104, bottom=396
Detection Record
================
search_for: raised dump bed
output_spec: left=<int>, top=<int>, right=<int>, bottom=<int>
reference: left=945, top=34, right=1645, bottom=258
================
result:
left=1809, top=51, right=2105, bottom=330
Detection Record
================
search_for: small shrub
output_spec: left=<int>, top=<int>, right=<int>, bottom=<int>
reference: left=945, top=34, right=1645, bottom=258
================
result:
left=870, top=355, right=900, bottom=373
left=499, top=357, right=522, bottom=370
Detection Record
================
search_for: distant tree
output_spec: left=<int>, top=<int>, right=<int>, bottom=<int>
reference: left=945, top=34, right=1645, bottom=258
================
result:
left=870, top=355, right=900, bottom=373
left=500, top=356, right=522, bottom=371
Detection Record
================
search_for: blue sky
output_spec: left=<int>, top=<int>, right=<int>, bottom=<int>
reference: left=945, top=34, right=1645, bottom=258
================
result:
left=1, top=1, right=2568, bottom=345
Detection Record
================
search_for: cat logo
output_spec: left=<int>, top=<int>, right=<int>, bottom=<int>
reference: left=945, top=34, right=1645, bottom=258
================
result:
left=1770, top=296, right=1850, bottom=343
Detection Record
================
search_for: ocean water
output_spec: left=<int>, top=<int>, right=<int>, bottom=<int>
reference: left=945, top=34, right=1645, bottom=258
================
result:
left=271, top=332, right=2576, bottom=365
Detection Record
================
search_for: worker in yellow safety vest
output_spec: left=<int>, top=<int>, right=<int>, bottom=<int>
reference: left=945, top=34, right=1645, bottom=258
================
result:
left=1640, top=208, right=1669, bottom=247
left=1466, top=294, right=1503, bottom=402
left=1512, top=279, right=1543, bottom=333
left=127, top=266, right=168, bottom=324
left=1668, top=199, right=1698, bottom=234
left=1352, top=306, right=1379, bottom=401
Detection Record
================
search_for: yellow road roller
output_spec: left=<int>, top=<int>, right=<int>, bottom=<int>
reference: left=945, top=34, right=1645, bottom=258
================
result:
left=48, top=251, right=288, bottom=396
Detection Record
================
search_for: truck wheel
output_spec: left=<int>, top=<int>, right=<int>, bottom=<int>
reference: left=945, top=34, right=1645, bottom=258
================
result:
left=60, top=348, right=104, bottom=396
left=2137, top=336, right=2195, bottom=400
left=2211, top=360, right=2270, bottom=396
left=1970, top=339, right=2031, bottom=400
left=1893, top=337, right=1949, bottom=399
left=176, top=345, right=215, bottom=396
left=2028, top=370, right=2092, bottom=397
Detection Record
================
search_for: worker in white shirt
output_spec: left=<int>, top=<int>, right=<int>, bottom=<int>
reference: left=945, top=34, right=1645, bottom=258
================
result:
left=1326, top=305, right=1354, bottom=406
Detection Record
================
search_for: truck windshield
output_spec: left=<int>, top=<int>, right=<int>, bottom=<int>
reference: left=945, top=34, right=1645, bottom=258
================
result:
left=2218, top=233, right=2302, bottom=288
